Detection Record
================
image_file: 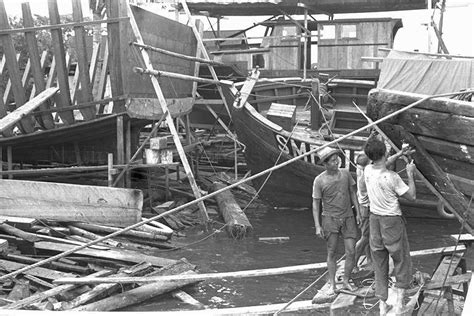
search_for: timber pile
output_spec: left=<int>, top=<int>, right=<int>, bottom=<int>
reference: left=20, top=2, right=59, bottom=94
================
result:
left=0, top=216, right=207, bottom=311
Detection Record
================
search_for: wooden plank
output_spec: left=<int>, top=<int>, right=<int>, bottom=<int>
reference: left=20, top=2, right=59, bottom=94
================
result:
left=22, top=2, right=55, bottom=129
left=0, top=179, right=142, bottom=227
left=0, top=87, right=58, bottom=134
left=71, top=0, right=95, bottom=120
left=0, top=216, right=38, bottom=230
left=48, top=0, right=74, bottom=125
left=0, top=2, right=35, bottom=134
left=126, top=97, right=194, bottom=119
left=330, top=293, right=356, bottom=315
left=0, top=259, right=76, bottom=280
left=35, top=241, right=176, bottom=267
left=462, top=273, right=474, bottom=316
left=54, top=245, right=467, bottom=285
left=95, top=40, right=109, bottom=103
left=126, top=1, right=208, bottom=221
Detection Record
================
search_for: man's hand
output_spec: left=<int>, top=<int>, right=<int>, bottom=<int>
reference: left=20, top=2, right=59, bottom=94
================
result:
left=315, top=225, right=325, bottom=239
left=406, top=160, right=416, bottom=178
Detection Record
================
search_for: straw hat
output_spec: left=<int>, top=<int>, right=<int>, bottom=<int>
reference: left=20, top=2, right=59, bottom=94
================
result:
left=317, top=147, right=341, bottom=165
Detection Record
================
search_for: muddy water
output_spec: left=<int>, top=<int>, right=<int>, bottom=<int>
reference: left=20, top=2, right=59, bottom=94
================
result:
left=125, top=207, right=462, bottom=312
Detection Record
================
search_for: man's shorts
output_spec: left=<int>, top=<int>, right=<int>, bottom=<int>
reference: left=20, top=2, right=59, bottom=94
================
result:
left=322, top=215, right=358, bottom=240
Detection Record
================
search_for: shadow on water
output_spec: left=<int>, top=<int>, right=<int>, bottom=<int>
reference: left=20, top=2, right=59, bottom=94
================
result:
left=125, top=206, right=462, bottom=312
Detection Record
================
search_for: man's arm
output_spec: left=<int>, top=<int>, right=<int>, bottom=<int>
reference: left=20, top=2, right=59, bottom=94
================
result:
left=386, top=146, right=416, bottom=169
left=349, top=184, right=361, bottom=225
left=401, top=161, right=416, bottom=201
left=313, top=198, right=323, bottom=238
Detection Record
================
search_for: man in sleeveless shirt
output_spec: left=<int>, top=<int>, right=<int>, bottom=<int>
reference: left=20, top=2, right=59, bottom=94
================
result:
left=361, top=137, right=416, bottom=315
left=312, top=147, right=361, bottom=295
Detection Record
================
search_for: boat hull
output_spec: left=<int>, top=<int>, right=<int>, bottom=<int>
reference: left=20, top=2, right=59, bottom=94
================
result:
left=367, top=88, right=474, bottom=231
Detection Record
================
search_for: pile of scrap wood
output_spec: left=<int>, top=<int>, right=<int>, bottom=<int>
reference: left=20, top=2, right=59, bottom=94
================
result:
left=0, top=216, right=206, bottom=311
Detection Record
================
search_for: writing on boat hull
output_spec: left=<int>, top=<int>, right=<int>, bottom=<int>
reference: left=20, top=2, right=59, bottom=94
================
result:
left=275, top=134, right=357, bottom=171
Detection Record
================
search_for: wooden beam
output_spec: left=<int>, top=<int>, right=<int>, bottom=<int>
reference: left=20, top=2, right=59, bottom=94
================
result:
left=72, top=0, right=95, bottom=120
left=0, top=87, right=58, bottom=134
left=0, top=17, right=129, bottom=36
left=0, top=179, right=142, bottom=227
left=126, top=2, right=208, bottom=222
left=133, top=67, right=231, bottom=86
left=48, top=0, right=74, bottom=125
left=126, top=97, right=194, bottom=120
left=21, top=2, right=55, bottom=129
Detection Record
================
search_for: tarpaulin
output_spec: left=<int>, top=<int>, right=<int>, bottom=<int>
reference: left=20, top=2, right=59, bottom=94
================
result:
left=377, top=50, right=474, bottom=95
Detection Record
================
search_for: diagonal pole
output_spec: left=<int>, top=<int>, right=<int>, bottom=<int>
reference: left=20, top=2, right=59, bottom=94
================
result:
left=126, top=3, right=208, bottom=222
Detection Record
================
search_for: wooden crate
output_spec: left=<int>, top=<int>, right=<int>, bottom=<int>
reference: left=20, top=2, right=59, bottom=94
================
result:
left=266, top=103, right=296, bottom=131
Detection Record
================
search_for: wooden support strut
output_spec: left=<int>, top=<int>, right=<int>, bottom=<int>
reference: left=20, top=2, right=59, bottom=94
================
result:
left=126, top=3, right=209, bottom=222
left=0, top=88, right=471, bottom=283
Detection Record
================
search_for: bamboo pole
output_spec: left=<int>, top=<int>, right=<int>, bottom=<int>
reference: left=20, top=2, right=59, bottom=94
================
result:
left=0, top=87, right=472, bottom=283
left=53, top=245, right=465, bottom=285
left=131, top=42, right=226, bottom=66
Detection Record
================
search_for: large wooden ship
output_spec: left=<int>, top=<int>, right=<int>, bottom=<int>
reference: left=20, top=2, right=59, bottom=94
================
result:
left=366, top=50, right=474, bottom=232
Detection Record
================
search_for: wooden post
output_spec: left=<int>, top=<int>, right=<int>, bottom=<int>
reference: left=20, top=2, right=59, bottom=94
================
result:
left=0, top=146, right=2, bottom=179
left=48, top=0, right=75, bottom=125
left=116, top=115, right=124, bottom=187
left=310, top=78, right=321, bottom=130
left=7, top=146, right=12, bottom=179
left=303, top=8, right=308, bottom=80
left=21, top=2, right=55, bottom=129
left=107, top=153, right=114, bottom=187
left=125, top=119, right=131, bottom=188
left=126, top=2, right=209, bottom=222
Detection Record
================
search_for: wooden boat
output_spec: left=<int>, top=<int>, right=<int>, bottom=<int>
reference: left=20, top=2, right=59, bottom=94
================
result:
left=366, top=50, right=474, bottom=231
left=0, top=2, right=196, bottom=168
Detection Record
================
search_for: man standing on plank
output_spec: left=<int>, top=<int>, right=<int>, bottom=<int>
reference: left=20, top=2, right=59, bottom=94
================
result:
left=312, top=147, right=361, bottom=296
left=361, top=137, right=416, bottom=315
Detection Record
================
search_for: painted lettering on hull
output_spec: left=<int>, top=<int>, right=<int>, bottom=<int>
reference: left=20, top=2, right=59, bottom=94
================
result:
left=275, top=133, right=356, bottom=171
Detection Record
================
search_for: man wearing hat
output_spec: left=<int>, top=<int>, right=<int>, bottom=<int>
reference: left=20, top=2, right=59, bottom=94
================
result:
left=312, top=146, right=361, bottom=295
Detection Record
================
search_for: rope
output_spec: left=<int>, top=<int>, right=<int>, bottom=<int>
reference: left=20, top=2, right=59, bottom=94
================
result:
left=273, top=255, right=346, bottom=315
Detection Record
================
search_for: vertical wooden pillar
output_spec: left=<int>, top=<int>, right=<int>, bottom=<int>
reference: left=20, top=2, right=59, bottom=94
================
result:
left=310, top=78, right=322, bottom=130
left=107, top=153, right=114, bottom=187
left=125, top=119, right=131, bottom=188
left=116, top=115, right=124, bottom=187
left=48, top=0, right=75, bottom=125
left=105, top=0, right=125, bottom=113
left=7, top=146, right=12, bottom=179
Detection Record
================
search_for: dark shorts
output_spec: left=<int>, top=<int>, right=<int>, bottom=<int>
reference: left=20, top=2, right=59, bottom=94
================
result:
left=322, top=215, right=357, bottom=240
